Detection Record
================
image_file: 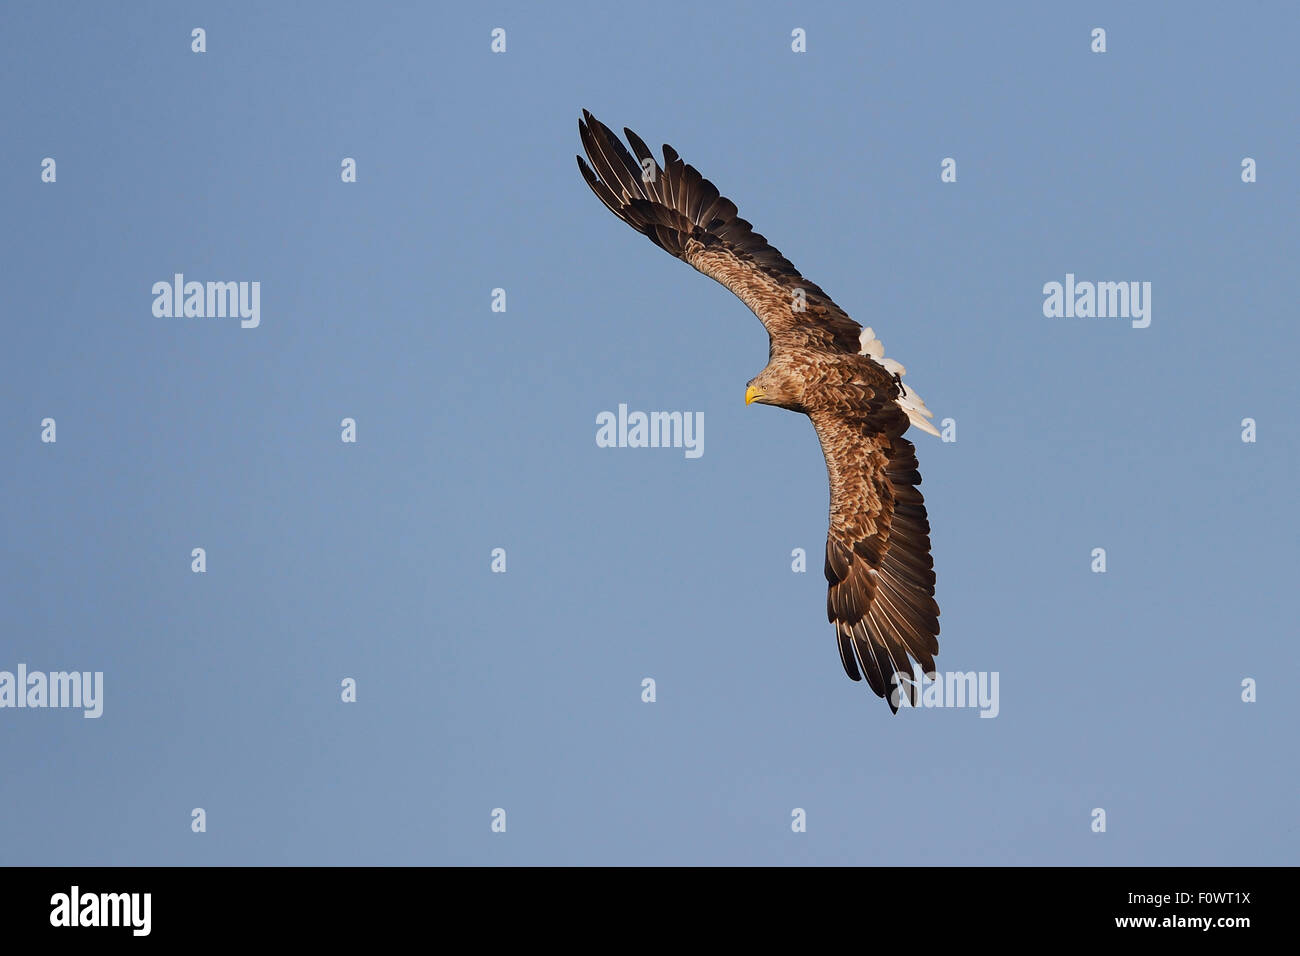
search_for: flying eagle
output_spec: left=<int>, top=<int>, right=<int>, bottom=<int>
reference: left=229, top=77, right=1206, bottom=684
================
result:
left=577, top=112, right=941, bottom=712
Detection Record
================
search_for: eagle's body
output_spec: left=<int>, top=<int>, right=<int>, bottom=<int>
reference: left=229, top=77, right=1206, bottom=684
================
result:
left=577, top=112, right=940, bottom=712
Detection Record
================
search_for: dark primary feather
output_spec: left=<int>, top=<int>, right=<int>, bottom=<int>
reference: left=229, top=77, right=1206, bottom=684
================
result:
left=578, top=112, right=940, bottom=712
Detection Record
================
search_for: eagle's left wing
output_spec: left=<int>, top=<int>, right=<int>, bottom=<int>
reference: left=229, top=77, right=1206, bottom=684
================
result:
left=811, top=392, right=940, bottom=712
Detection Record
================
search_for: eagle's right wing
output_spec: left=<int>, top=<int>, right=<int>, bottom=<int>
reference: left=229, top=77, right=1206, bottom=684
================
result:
left=577, top=111, right=863, bottom=356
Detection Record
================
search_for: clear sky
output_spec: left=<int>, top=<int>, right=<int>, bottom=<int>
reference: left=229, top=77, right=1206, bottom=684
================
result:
left=1, top=1, right=1296, bottom=865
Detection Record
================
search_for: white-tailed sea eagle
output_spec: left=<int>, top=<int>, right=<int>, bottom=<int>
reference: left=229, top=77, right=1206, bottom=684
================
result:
left=577, top=112, right=942, bottom=712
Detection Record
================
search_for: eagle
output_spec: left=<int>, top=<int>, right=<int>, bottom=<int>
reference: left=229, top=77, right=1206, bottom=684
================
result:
left=577, top=112, right=941, bottom=712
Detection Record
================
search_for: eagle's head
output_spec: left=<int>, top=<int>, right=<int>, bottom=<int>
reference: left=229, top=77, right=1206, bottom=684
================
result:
left=745, top=363, right=808, bottom=412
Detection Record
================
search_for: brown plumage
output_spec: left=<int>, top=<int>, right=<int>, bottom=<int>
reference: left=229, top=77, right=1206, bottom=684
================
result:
left=577, top=111, right=940, bottom=712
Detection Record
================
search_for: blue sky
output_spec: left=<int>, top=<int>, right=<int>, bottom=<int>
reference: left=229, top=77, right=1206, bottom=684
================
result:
left=1, top=1, right=1296, bottom=865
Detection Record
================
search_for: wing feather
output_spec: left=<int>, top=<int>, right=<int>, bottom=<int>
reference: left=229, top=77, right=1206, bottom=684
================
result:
left=577, top=111, right=864, bottom=354
left=812, top=389, right=940, bottom=713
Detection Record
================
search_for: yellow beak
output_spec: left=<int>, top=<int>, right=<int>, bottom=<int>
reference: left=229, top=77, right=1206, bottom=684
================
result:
left=745, top=385, right=764, bottom=406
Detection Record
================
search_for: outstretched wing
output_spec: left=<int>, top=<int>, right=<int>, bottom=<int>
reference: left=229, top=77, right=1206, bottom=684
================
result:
left=577, top=110, right=863, bottom=355
left=811, top=385, right=940, bottom=713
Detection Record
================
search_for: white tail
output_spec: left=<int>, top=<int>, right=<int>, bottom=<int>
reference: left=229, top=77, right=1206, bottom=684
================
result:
left=858, top=327, right=940, bottom=437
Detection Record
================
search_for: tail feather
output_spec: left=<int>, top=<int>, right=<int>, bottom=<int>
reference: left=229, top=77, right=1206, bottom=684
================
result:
left=858, top=327, right=940, bottom=437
